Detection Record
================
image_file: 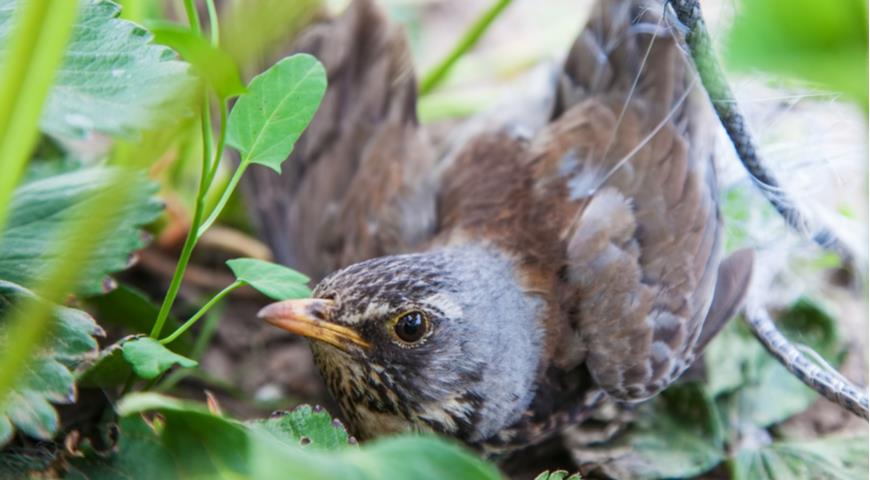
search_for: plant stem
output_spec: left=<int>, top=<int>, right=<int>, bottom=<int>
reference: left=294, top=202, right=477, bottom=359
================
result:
left=0, top=2, right=78, bottom=236
left=196, top=162, right=246, bottom=238
left=160, top=281, right=241, bottom=345
left=182, top=0, right=201, bottom=34
left=204, top=99, right=228, bottom=187
left=205, top=0, right=219, bottom=46
left=418, top=0, right=512, bottom=96
left=151, top=0, right=223, bottom=338
left=149, top=99, right=213, bottom=338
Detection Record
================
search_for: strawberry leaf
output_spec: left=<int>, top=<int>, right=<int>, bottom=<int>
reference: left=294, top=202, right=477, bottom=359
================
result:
left=0, top=281, right=103, bottom=444
left=0, top=0, right=196, bottom=139
left=0, top=167, right=162, bottom=297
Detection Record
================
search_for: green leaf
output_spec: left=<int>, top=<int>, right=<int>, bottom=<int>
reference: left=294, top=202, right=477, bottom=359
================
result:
left=121, top=337, right=197, bottom=380
left=86, top=285, right=193, bottom=355
left=76, top=336, right=131, bottom=388
left=0, top=280, right=103, bottom=443
left=148, top=21, right=245, bottom=100
left=584, top=383, right=725, bottom=479
left=706, top=298, right=842, bottom=427
left=66, top=415, right=177, bottom=479
left=534, top=471, right=582, bottom=480
left=248, top=404, right=349, bottom=450
left=0, top=0, right=196, bottom=139
left=732, top=435, right=868, bottom=480
left=0, top=167, right=162, bottom=297
left=226, top=54, right=326, bottom=171
left=70, top=392, right=503, bottom=480
left=227, top=258, right=311, bottom=300
left=342, top=436, right=502, bottom=480
left=725, top=0, right=868, bottom=105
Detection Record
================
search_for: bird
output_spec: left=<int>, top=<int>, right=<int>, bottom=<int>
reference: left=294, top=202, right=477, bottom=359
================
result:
left=247, top=0, right=754, bottom=454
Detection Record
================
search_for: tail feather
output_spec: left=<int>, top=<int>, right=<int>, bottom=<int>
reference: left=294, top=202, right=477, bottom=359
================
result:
left=555, top=0, right=690, bottom=126
left=241, top=0, right=436, bottom=281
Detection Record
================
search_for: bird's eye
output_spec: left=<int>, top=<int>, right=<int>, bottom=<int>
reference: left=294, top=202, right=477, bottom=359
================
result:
left=392, top=311, right=428, bottom=344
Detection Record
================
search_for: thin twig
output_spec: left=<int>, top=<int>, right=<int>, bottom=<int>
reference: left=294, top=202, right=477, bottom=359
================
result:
left=667, top=0, right=868, bottom=421
left=667, top=0, right=856, bottom=267
left=744, top=302, right=868, bottom=420
left=418, top=0, right=513, bottom=96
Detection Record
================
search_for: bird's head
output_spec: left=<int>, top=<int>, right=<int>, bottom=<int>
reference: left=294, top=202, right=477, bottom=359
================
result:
left=259, top=245, right=546, bottom=443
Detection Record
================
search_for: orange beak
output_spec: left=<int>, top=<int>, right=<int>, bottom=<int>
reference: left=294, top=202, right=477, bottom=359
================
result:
left=258, top=299, right=369, bottom=351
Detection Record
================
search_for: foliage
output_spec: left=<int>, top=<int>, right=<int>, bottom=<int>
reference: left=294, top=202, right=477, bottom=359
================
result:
left=534, top=471, right=582, bottom=480
left=577, top=298, right=867, bottom=479
left=0, top=0, right=862, bottom=479
left=0, top=0, right=196, bottom=140
left=0, top=168, right=162, bottom=297
left=249, top=404, right=351, bottom=449
left=0, top=280, right=103, bottom=442
left=725, top=0, right=868, bottom=105
left=225, top=54, right=325, bottom=172
left=64, top=393, right=501, bottom=480
left=0, top=2, right=501, bottom=479
left=228, top=258, right=312, bottom=300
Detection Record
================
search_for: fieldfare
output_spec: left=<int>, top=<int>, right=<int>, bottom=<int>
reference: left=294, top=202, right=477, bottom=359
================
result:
left=248, top=0, right=754, bottom=453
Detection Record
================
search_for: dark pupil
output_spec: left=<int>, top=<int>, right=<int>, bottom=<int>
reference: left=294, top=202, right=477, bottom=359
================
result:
left=396, top=312, right=424, bottom=342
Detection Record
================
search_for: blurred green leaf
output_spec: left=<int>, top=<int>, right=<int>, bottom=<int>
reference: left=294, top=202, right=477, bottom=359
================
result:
left=725, top=0, right=868, bottom=105
left=0, top=0, right=197, bottom=139
left=534, top=470, right=582, bottom=480
left=121, top=336, right=197, bottom=380
left=148, top=21, right=245, bottom=100
left=732, top=434, right=868, bottom=480
left=0, top=447, right=55, bottom=478
left=220, top=0, right=321, bottom=71
left=86, top=285, right=192, bottom=355
left=0, top=167, right=162, bottom=297
left=66, top=415, right=177, bottom=479
left=343, top=436, right=503, bottom=480
left=226, top=54, right=326, bottom=172
left=707, top=298, right=841, bottom=428
left=227, top=258, right=311, bottom=300
left=248, top=404, right=349, bottom=450
left=0, top=280, right=103, bottom=444
left=67, top=392, right=502, bottom=479
left=582, top=383, right=724, bottom=479
left=76, top=335, right=130, bottom=388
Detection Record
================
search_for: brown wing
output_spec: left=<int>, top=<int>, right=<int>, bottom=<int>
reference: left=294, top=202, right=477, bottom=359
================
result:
left=533, top=0, right=753, bottom=401
left=241, top=0, right=438, bottom=281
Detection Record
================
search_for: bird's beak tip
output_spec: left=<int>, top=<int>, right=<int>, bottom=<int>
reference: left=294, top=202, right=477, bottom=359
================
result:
left=258, top=298, right=369, bottom=350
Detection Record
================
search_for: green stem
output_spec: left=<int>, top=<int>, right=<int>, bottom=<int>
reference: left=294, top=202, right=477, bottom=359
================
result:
left=200, top=92, right=215, bottom=176
left=160, top=281, right=241, bottom=345
left=149, top=102, right=212, bottom=338
left=418, top=0, right=512, bottom=96
left=150, top=0, right=227, bottom=338
left=196, top=162, right=246, bottom=238
left=204, top=99, right=228, bottom=187
left=182, top=0, right=201, bottom=33
left=0, top=2, right=78, bottom=236
left=205, top=0, right=219, bottom=46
